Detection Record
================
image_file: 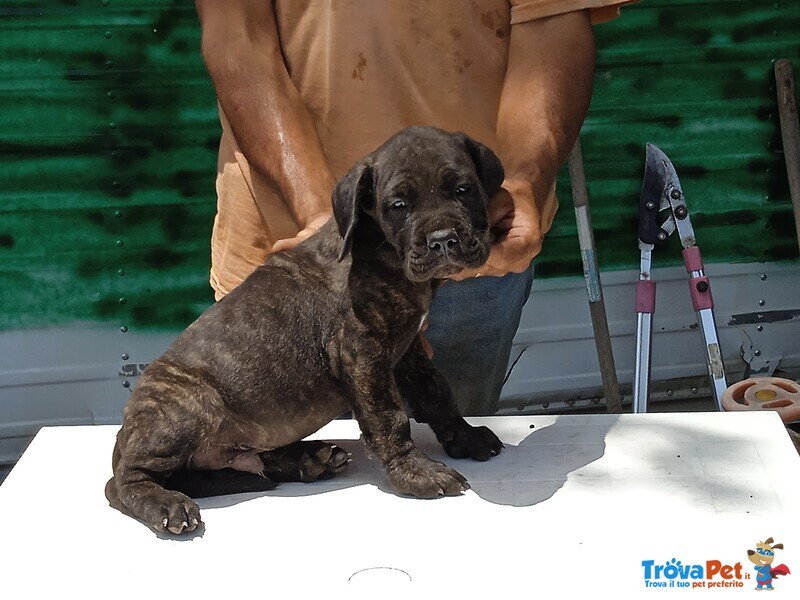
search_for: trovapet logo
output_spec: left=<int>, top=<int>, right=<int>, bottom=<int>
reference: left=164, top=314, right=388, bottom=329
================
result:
left=746, top=537, right=791, bottom=591
left=641, top=537, right=791, bottom=591
left=641, top=558, right=746, bottom=589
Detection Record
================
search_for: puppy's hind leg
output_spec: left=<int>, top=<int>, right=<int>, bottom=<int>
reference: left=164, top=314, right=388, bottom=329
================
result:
left=395, top=338, right=503, bottom=462
left=107, top=428, right=203, bottom=535
left=106, top=379, right=209, bottom=534
left=161, top=441, right=350, bottom=498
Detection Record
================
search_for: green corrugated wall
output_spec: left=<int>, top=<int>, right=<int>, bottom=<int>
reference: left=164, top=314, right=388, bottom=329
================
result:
left=1, top=0, right=798, bottom=333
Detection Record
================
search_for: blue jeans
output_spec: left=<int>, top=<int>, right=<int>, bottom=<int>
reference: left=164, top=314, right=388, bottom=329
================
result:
left=425, top=263, right=534, bottom=416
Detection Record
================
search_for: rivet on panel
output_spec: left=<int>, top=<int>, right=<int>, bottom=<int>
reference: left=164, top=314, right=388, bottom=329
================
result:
left=118, top=297, right=127, bottom=304
left=120, top=325, right=128, bottom=333
left=758, top=299, right=766, bottom=306
left=116, top=240, right=124, bottom=247
left=118, top=269, right=125, bottom=276
left=121, top=353, right=129, bottom=360
left=757, top=325, right=764, bottom=332
left=760, top=273, right=768, bottom=281
left=122, top=380, right=130, bottom=388
left=104, top=31, right=112, bottom=39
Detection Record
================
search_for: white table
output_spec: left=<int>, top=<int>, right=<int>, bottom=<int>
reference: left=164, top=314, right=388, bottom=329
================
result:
left=1, top=413, right=798, bottom=596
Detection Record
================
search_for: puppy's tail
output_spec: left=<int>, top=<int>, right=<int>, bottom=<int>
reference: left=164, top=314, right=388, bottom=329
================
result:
left=163, top=469, right=278, bottom=498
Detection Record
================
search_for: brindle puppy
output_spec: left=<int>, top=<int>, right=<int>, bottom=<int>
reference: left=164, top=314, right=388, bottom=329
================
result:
left=106, top=126, right=504, bottom=534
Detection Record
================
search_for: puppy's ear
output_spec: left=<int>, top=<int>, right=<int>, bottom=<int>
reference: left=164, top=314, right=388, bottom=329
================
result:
left=332, top=160, right=374, bottom=261
left=459, top=133, right=505, bottom=197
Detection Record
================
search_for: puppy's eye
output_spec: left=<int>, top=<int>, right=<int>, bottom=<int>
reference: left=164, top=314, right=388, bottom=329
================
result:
left=456, top=184, right=473, bottom=196
left=390, top=199, right=407, bottom=210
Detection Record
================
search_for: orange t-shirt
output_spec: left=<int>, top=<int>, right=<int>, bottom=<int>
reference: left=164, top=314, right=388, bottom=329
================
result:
left=210, top=0, right=632, bottom=297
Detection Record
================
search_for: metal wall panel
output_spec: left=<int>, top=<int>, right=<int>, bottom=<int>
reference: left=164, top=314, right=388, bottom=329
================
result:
left=544, top=0, right=800, bottom=277
left=0, top=1, right=219, bottom=332
left=1, top=1, right=799, bottom=332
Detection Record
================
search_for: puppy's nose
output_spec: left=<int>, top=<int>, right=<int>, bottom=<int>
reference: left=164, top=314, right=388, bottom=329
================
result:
left=426, top=229, right=459, bottom=255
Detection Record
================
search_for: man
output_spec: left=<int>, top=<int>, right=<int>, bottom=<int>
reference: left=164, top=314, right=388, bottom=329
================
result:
left=194, top=0, right=631, bottom=415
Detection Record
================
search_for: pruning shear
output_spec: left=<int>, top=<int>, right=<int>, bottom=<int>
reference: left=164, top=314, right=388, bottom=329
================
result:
left=633, top=144, right=727, bottom=412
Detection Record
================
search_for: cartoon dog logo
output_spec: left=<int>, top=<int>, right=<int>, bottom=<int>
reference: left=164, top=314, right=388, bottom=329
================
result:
left=747, top=537, right=791, bottom=591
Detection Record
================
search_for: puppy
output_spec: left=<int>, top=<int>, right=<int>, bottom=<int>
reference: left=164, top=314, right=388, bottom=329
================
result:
left=106, top=126, right=504, bottom=534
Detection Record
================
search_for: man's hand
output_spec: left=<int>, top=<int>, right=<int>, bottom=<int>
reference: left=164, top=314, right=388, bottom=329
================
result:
left=449, top=10, right=595, bottom=282
left=450, top=182, right=542, bottom=281
left=271, top=212, right=332, bottom=253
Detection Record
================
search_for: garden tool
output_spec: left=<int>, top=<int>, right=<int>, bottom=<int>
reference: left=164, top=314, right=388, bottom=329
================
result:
left=633, top=144, right=727, bottom=413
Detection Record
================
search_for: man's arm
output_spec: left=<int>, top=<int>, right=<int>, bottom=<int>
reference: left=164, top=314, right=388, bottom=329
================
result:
left=195, top=0, right=333, bottom=251
left=455, top=10, right=596, bottom=278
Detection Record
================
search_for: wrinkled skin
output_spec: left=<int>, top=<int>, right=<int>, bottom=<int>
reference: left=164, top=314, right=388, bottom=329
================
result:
left=106, top=127, right=505, bottom=535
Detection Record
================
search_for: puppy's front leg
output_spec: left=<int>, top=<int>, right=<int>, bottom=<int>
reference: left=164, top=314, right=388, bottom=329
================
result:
left=394, top=338, right=503, bottom=461
left=346, top=355, right=469, bottom=498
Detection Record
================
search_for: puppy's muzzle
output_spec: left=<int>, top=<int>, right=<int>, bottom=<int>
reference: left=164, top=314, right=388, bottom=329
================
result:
left=426, top=228, right=460, bottom=258
left=407, top=225, right=489, bottom=281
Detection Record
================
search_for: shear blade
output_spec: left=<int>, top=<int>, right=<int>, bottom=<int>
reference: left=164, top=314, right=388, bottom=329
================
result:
left=644, top=143, right=682, bottom=193
left=639, top=144, right=681, bottom=245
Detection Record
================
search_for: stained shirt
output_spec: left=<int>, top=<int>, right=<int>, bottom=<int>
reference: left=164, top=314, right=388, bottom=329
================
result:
left=210, top=0, right=633, bottom=297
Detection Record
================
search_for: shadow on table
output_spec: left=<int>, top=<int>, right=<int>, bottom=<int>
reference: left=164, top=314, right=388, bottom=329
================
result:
left=197, top=416, right=615, bottom=511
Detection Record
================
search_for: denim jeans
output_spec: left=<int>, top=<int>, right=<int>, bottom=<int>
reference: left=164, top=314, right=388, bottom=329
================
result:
left=425, top=262, right=534, bottom=416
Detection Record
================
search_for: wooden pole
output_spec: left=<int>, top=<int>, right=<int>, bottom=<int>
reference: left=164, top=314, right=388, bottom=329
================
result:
left=568, top=138, right=623, bottom=413
left=774, top=59, right=800, bottom=254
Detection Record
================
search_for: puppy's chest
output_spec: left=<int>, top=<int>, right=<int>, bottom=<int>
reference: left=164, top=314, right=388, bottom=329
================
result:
left=354, top=301, right=426, bottom=346
left=327, top=290, right=430, bottom=374
left=381, top=290, right=431, bottom=337
left=389, top=311, right=428, bottom=364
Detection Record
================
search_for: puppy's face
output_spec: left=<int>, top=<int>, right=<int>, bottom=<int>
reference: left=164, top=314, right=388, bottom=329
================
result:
left=334, top=127, right=504, bottom=281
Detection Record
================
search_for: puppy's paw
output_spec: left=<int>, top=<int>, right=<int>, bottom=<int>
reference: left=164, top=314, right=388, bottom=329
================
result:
left=443, top=424, right=503, bottom=462
left=387, top=451, right=469, bottom=498
left=262, top=441, right=350, bottom=483
left=299, top=441, right=350, bottom=482
left=135, top=489, right=202, bottom=535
